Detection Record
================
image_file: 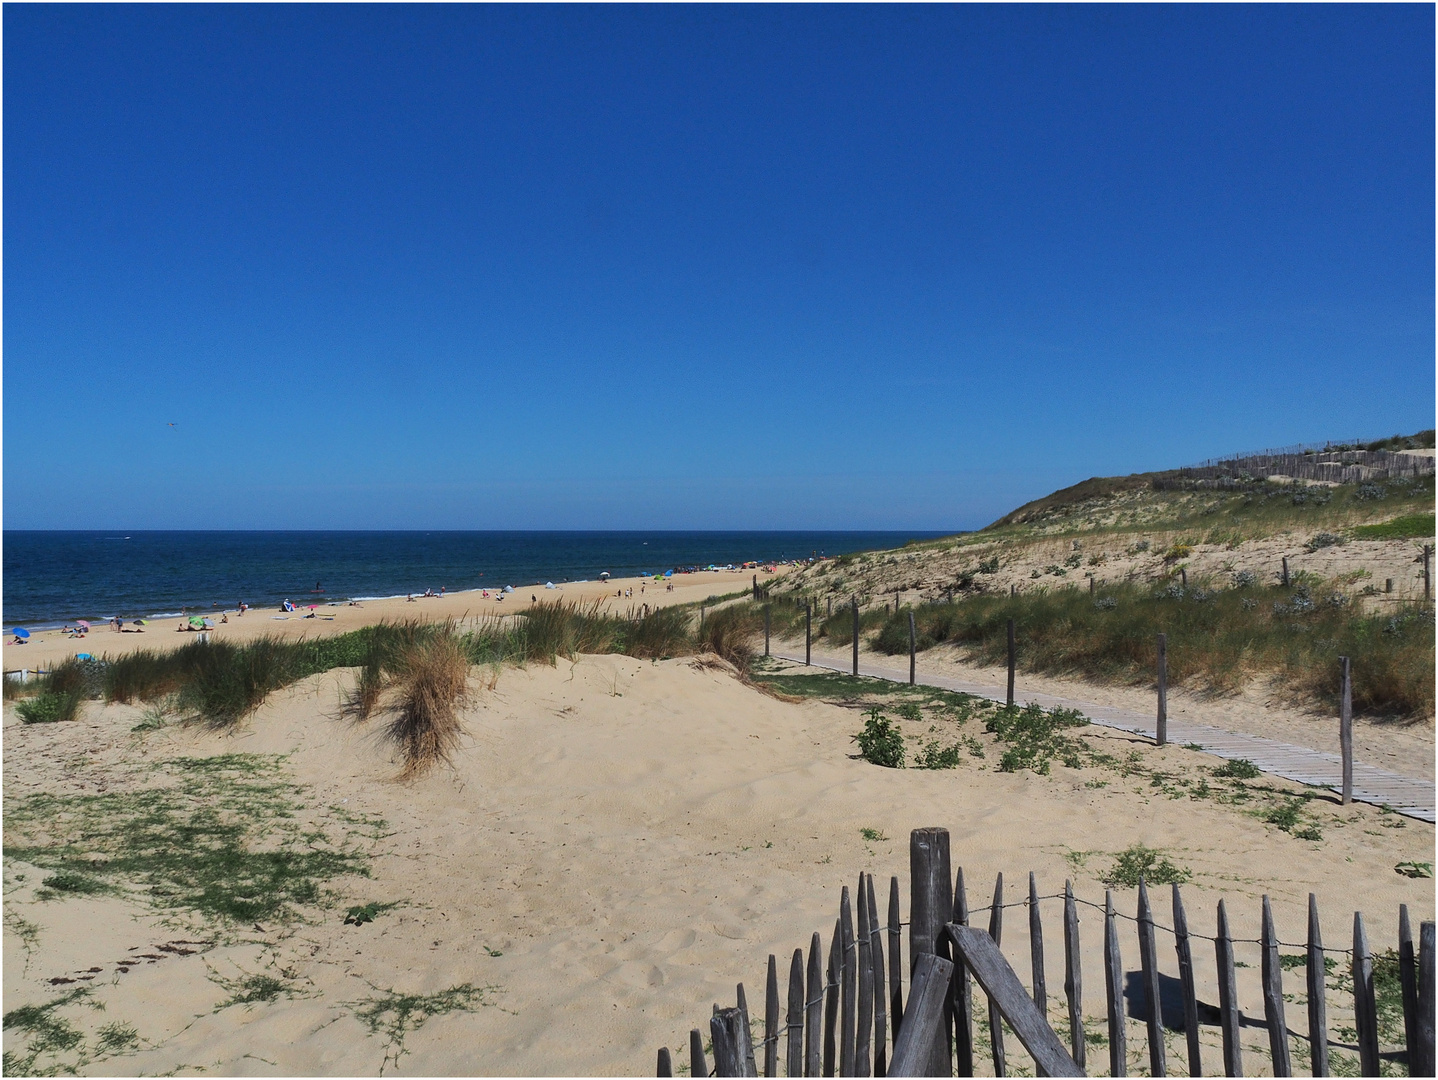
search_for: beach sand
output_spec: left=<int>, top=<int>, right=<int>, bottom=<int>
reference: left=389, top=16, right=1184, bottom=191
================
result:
left=3, top=651, right=1432, bottom=1076
left=3, top=567, right=780, bottom=674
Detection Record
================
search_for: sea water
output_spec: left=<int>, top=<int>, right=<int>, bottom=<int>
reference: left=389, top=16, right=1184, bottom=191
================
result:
left=2, top=530, right=952, bottom=627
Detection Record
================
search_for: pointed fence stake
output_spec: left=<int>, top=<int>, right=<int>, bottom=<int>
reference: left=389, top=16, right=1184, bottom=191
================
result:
left=908, top=612, right=916, bottom=685
left=739, top=984, right=760, bottom=1078
left=1354, top=912, right=1380, bottom=1077
left=1138, top=881, right=1167, bottom=1076
left=1171, top=884, right=1201, bottom=1077
left=1417, top=921, right=1435, bottom=1077
left=1006, top=618, right=1016, bottom=706
left=842, top=888, right=857, bottom=1077
left=1216, top=899, right=1243, bottom=1077
left=1105, top=891, right=1127, bottom=1077
left=693, top=1029, right=709, bottom=1080
left=789, top=949, right=806, bottom=1079
left=866, top=874, right=889, bottom=1078
left=1063, top=882, right=1085, bottom=1072
left=1029, top=873, right=1048, bottom=1078
left=825, top=920, right=840, bottom=1077
left=1261, top=896, right=1291, bottom=1076
left=1156, top=634, right=1168, bottom=746
left=988, top=874, right=1007, bottom=1077
left=851, top=598, right=859, bottom=676
left=953, top=868, right=974, bottom=1077
left=766, top=955, right=780, bottom=1078
left=888, top=876, right=903, bottom=1051
left=857, top=879, right=873, bottom=1077
left=1400, top=905, right=1419, bottom=1077
left=659, top=1047, right=674, bottom=1076
left=807, top=932, right=824, bottom=1078
left=1307, top=894, right=1329, bottom=1078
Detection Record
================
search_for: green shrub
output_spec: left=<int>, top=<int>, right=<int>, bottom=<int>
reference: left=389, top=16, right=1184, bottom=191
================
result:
left=852, top=708, right=905, bottom=768
left=16, top=692, right=81, bottom=724
left=985, top=703, right=1089, bottom=774
left=1103, top=844, right=1191, bottom=888
left=915, top=741, right=963, bottom=769
left=1213, top=758, right=1261, bottom=779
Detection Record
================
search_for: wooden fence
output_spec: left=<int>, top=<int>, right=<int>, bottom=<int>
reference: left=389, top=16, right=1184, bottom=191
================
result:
left=657, top=827, right=1435, bottom=1078
left=1171, top=450, right=1434, bottom=486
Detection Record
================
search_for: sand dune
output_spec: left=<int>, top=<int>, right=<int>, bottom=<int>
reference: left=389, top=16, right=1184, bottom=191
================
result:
left=3, top=653, right=1431, bottom=1075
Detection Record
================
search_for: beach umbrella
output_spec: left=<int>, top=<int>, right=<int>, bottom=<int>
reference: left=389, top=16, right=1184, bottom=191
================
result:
left=599, top=572, right=610, bottom=580
left=11, top=628, right=29, bottom=639
left=76, top=620, right=91, bottom=630
left=188, top=615, right=205, bottom=628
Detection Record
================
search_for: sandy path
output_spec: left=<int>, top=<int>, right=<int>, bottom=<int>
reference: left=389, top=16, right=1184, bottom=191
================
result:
left=3, top=656, right=1431, bottom=1076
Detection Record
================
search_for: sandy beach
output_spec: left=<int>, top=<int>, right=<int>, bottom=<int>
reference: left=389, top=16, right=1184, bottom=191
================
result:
left=3, top=645, right=1432, bottom=1075
left=3, top=567, right=784, bottom=675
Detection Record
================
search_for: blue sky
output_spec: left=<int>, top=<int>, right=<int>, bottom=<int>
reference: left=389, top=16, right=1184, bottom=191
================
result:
left=5, top=5, right=1433, bottom=530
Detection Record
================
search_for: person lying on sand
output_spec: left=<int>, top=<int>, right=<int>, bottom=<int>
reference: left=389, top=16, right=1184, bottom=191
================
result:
left=11, top=635, right=27, bottom=645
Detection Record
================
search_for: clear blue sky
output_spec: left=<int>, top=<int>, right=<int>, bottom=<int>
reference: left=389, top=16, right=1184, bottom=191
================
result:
left=5, top=5, right=1433, bottom=530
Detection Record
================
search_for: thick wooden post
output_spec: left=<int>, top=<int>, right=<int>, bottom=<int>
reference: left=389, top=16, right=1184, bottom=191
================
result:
left=1340, top=656, right=1353, bottom=805
left=789, top=948, right=806, bottom=1079
left=842, top=889, right=857, bottom=1076
left=989, top=874, right=1006, bottom=1077
left=1354, top=912, right=1380, bottom=1077
left=659, top=1047, right=673, bottom=1076
left=754, top=574, right=759, bottom=601
left=908, top=612, right=916, bottom=686
left=1386, top=577, right=1394, bottom=594
left=766, top=955, right=781, bottom=1078
left=1307, top=895, right=1329, bottom=1078
left=888, top=877, right=903, bottom=1051
left=852, top=598, right=860, bottom=677
left=951, top=868, right=974, bottom=1078
left=1171, top=885, right=1201, bottom=1077
left=1261, top=896, right=1291, bottom=1076
left=1400, top=905, right=1418, bottom=1077
left=1104, top=891, right=1127, bottom=1077
left=713, top=1007, right=751, bottom=1077
left=765, top=606, right=771, bottom=657
left=1062, top=882, right=1084, bottom=1072
left=1156, top=633, right=1168, bottom=746
left=1006, top=619, right=1016, bottom=707
left=857, top=880, right=874, bottom=1077
left=1282, top=556, right=1289, bottom=588
left=1089, top=577, right=1095, bottom=596
left=808, top=932, right=824, bottom=1078
left=1138, top=881, right=1167, bottom=1076
left=908, top=828, right=954, bottom=1077
left=1418, top=921, right=1436, bottom=1077
left=1215, top=900, right=1242, bottom=1077
left=806, top=604, right=813, bottom=666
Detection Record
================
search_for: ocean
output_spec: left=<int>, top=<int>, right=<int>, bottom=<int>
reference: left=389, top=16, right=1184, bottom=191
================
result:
left=1, top=530, right=952, bottom=628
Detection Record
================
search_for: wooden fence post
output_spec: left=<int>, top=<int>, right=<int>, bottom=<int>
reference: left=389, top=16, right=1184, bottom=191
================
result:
left=1386, top=577, right=1394, bottom=594
left=866, top=874, right=888, bottom=1078
left=1340, top=656, right=1353, bottom=805
left=1354, top=912, right=1380, bottom=1077
left=888, top=877, right=903, bottom=1051
left=1282, top=556, right=1290, bottom=588
left=1418, top=921, right=1436, bottom=1077
left=889, top=954, right=957, bottom=1078
left=789, top=949, right=806, bottom=1078
left=1215, top=899, right=1242, bottom=1077
left=1307, top=894, right=1329, bottom=1078
left=766, top=955, right=780, bottom=1078
left=806, top=604, right=812, bottom=666
left=828, top=597, right=833, bottom=617
left=754, top=575, right=759, bottom=601
left=1029, top=873, right=1046, bottom=1018
left=692, top=1029, right=709, bottom=1080
left=852, top=598, right=860, bottom=677
left=659, top=1047, right=673, bottom=1076
left=807, top=932, right=824, bottom=1078
left=1425, top=545, right=1432, bottom=602
left=908, top=613, right=916, bottom=686
left=909, top=828, right=954, bottom=1077
left=1089, top=577, right=1095, bottom=596
left=738, top=984, right=759, bottom=1078
left=713, top=1007, right=752, bottom=1077
left=1137, top=881, right=1167, bottom=1077
left=1180, top=568, right=1187, bottom=590
left=1105, top=891, right=1127, bottom=1077
left=1062, top=882, right=1084, bottom=1072
left=842, top=888, right=857, bottom=1077
left=857, top=880, right=873, bottom=1077
left=1006, top=619, right=1016, bottom=707
left=1261, top=896, right=1291, bottom=1076
left=1172, top=885, right=1200, bottom=1076
left=826, top=920, right=840, bottom=1077
left=952, top=868, right=974, bottom=1078
left=1156, top=634, right=1168, bottom=747
left=1400, top=905, right=1418, bottom=1076
left=988, top=874, right=1006, bottom=1077
left=765, top=606, right=771, bottom=658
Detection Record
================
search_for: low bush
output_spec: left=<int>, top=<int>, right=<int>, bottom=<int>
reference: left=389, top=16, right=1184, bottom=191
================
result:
left=16, top=692, right=81, bottom=725
left=985, top=703, right=1088, bottom=774
left=852, top=708, right=905, bottom=768
left=1103, top=844, right=1191, bottom=888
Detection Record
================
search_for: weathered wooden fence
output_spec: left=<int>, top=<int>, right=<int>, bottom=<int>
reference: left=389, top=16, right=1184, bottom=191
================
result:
left=1170, top=449, right=1434, bottom=486
left=658, top=827, right=1435, bottom=1078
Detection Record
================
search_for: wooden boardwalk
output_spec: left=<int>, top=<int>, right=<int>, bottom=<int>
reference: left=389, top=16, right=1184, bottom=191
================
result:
left=771, top=648, right=1436, bottom=823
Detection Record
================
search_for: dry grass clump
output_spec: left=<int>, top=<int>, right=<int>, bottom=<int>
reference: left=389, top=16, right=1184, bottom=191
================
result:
left=697, top=604, right=761, bottom=668
left=345, top=621, right=472, bottom=777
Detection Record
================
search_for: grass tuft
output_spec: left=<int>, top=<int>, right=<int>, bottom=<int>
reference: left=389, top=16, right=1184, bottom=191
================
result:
left=1102, top=844, right=1192, bottom=888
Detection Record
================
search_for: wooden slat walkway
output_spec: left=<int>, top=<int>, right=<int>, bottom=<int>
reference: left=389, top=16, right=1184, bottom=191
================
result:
left=771, top=648, right=1436, bottom=823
